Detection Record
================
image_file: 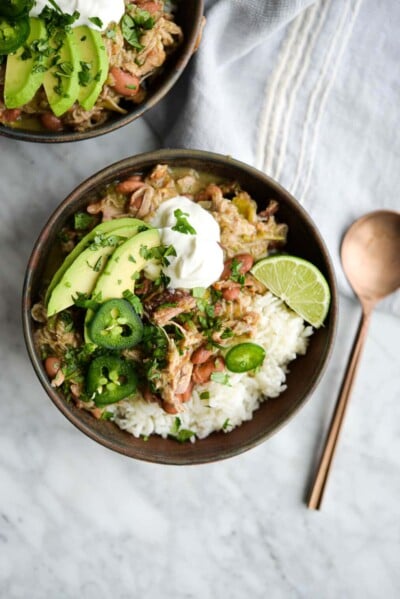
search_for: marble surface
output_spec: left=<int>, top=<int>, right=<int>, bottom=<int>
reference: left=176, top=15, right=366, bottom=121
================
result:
left=1, top=121, right=400, bottom=599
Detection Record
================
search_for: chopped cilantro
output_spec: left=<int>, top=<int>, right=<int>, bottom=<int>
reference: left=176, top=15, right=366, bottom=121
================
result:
left=222, top=418, right=231, bottom=431
left=192, top=287, right=206, bottom=298
left=134, top=9, right=156, bottom=29
left=56, top=61, right=73, bottom=77
left=32, top=63, right=48, bottom=73
left=210, top=372, right=231, bottom=386
left=121, top=14, right=143, bottom=50
left=220, top=328, right=234, bottom=339
left=122, top=290, right=144, bottom=315
left=101, top=411, right=114, bottom=421
left=48, top=0, right=63, bottom=13
left=89, top=16, right=103, bottom=29
left=78, top=61, right=92, bottom=87
left=121, top=9, right=155, bottom=51
left=170, top=416, right=181, bottom=436
left=93, top=257, right=103, bottom=272
left=169, top=417, right=195, bottom=443
left=139, top=244, right=151, bottom=259
left=74, top=212, right=95, bottom=230
left=58, top=311, right=74, bottom=332
left=39, top=5, right=80, bottom=35
left=172, top=209, right=197, bottom=235
left=230, top=257, right=246, bottom=285
left=90, top=234, right=121, bottom=251
left=176, top=429, right=196, bottom=443
left=72, top=292, right=102, bottom=311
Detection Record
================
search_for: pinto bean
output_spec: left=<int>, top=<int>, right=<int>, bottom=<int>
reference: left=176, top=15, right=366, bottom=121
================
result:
left=135, top=0, right=161, bottom=13
left=44, top=356, right=61, bottom=378
left=191, top=345, right=213, bottom=364
left=1, top=109, right=21, bottom=122
left=221, top=253, right=254, bottom=280
left=110, top=67, right=140, bottom=97
left=192, top=356, right=225, bottom=384
left=176, top=381, right=193, bottom=403
left=222, top=285, right=241, bottom=301
left=115, top=177, right=144, bottom=194
left=40, top=112, right=63, bottom=132
left=162, top=401, right=179, bottom=414
left=143, top=386, right=161, bottom=404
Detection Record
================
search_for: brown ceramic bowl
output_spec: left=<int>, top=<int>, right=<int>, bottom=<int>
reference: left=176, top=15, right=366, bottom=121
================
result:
left=0, top=1, right=204, bottom=143
left=22, top=149, right=338, bottom=464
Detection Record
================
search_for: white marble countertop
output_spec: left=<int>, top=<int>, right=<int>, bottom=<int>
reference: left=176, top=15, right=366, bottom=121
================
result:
left=1, top=123, right=399, bottom=599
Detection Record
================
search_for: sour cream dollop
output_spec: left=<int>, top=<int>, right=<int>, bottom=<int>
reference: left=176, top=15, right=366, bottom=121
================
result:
left=30, top=0, right=125, bottom=30
left=149, top=196, right=224, bottom=289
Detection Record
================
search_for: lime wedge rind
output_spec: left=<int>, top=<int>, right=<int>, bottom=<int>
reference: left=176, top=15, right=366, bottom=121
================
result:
left=251, top=255, right=331, bottom=328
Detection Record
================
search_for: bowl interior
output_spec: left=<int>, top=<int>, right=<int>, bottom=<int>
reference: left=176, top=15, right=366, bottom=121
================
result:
left=0, top=0, right=204, bottom=142
left=23, top=150, right=337, bottom=463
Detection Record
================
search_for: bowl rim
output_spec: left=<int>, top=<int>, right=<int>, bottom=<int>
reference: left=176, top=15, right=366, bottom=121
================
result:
left=22, top=148, right=338, bottom=464
left=0, top=0, right=204, bottom=143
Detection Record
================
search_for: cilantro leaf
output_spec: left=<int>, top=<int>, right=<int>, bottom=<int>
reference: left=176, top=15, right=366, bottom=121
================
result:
left=210, top=372, right=231, bottom=386
left=74, top=212, right=95, bottom=230
left=172, top=209, right=197, bottom=235
left=122, top=290, right=144, bottom=316
left=89, top=16, right=103, bottom=29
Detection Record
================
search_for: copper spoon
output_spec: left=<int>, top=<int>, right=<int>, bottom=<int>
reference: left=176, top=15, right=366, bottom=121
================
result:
left=308, top=210, right=400, bottom=510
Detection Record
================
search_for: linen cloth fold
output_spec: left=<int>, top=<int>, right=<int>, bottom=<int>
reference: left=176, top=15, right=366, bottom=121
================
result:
left=148, top=0, right=400, bottom=314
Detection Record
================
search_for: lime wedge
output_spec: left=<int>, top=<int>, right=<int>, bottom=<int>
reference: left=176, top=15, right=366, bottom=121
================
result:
left=251, top=255, right=331, bottom=328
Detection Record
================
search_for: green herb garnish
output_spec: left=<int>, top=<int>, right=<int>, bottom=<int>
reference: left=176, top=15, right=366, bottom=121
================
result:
left=122, top=289, right=144, bottom=316
left=88, top=16, right=103, bottom=29
left=172, top=209, right=197, bottom=235
left=74, top=212, right=95, bottom=230
left=121, top=9, right=155, bottom=51
left=169, top=417, right=195, bottom=443
left=210, top=372, right=231, bottom=386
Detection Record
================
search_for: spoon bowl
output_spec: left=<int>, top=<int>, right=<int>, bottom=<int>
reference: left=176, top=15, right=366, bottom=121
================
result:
left=341, top=210, right=400, bottom=307
left=308, top=209, right=400, bottom=509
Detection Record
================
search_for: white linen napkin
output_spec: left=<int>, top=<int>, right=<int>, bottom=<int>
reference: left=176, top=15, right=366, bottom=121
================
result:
left=149, top=0, right=400, bottom=314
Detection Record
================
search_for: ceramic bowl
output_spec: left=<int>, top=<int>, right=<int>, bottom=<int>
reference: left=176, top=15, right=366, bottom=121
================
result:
left=22, top=149, right=338, bottom=464
left=0, top=1, right=204, bottom=143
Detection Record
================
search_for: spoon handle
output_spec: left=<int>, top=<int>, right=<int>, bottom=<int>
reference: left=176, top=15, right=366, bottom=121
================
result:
left=307, top=309, right=372, bottom=510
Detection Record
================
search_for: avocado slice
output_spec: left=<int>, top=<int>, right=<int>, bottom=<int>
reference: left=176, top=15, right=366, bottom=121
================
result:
left=43, top=29, right=80, bottom=116
left=45, top=218, right=149, bottom=304
left=92, top=228, right=161, bottom=302
left=73, top=25, right=109, bottom=111
left=47, top=223, right=150, bottom=316
left=4, top=18, right=48, bottom=109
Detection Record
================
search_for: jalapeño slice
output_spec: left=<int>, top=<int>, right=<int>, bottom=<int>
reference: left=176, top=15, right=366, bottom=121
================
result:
left=86, top=356, right=138, bottom=406
left=225, top=343, right=266, bottom=373
left=0, top=1, right=34, bottom=19
left=89, top=299, right=143, bottom=350
left=0, top=15, right=29, bottom=54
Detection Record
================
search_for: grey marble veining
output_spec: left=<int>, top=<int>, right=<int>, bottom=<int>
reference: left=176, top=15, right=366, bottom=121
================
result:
left=1, top=122, right=400, bottom=599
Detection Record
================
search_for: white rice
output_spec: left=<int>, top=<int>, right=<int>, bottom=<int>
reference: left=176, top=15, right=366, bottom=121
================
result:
left=112, top=293, right=313, bottom=440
